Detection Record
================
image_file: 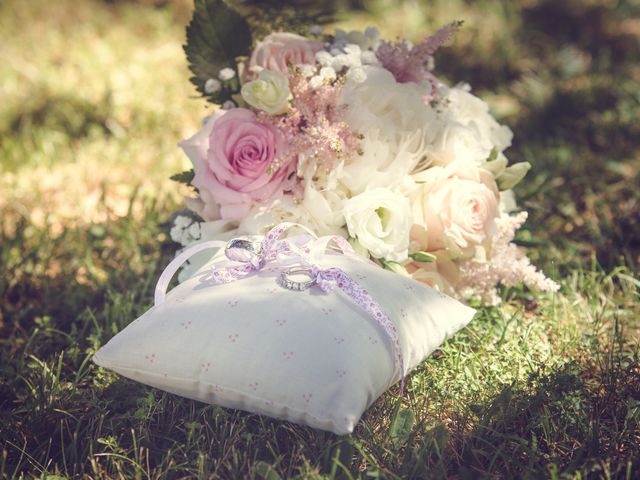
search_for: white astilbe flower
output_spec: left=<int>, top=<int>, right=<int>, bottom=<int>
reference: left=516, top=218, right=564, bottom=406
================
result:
left=455, top=212, right=560, bottom=305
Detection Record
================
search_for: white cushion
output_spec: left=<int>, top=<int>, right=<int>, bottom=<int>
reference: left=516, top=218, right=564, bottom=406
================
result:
left=93, top=234, right=475, bottom=434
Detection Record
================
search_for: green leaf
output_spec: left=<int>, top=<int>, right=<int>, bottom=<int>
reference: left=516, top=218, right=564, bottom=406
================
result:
left=170, top=169, right=195, bottom=186
left=381, top=259, right=409, bottom=276
left=486, top=147, right=498, bottom=162
left=389, top=407, right=415, bottom=449
left=185, top=0, right=252, bottom=100
left=409, top=251, right=437, bottom=263
left=496, top=161, right=531, bottom=190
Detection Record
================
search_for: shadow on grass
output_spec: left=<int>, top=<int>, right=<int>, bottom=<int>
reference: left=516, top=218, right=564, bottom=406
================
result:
left=452, top=360, right=640, bottom=478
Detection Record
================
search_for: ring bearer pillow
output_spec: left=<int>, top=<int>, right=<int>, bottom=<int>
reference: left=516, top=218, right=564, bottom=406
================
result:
left=93, top=223, right=476, bottom=434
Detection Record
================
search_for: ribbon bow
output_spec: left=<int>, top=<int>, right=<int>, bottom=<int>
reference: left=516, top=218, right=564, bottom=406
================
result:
left=206, top=222, right=316, bottom=285
left=154, top=222, right=405, bottom=391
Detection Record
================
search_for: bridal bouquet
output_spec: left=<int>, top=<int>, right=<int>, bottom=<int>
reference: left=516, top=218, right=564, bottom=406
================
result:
left=170, top=0, right=558, bottom=305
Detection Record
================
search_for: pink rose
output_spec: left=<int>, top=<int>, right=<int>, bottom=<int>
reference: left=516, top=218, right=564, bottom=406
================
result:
left=248, top=32, right=323, bottom=77
left=410, top=160, right=500, bottom=257
left=179, top=108, right=293, bottom=221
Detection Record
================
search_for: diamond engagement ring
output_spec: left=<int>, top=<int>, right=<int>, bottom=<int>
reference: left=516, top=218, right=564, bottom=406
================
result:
left=225, top=237, right=262, bottom=263
left=278, top=267, right=316, bottom=291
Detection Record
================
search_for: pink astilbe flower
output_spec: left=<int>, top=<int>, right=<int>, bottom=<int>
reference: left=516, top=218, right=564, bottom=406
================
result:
left=258, top=70, right=360, bottom=193
left=455, top=212, right=560, bottom=305
left=376, top=21, right=462, bottom=91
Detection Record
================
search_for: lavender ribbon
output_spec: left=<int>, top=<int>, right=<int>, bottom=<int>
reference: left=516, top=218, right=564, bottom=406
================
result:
left=154, top=222, right=405, bottom=390
left=310, top=265, right=405, bottom=391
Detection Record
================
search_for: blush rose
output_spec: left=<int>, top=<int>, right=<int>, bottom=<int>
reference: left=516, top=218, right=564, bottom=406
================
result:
left=179, top=108, right=294, bottom=221
left=410, top=160, right=500, bottom=257
left=247, top=32, right=323, bottom=77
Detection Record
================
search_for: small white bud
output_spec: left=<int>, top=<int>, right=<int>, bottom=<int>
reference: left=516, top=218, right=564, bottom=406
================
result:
left=343, top=43, right=361, bottom=55
left=222, top=100, right=236, bottom=110
left=345, top=52, right=362, bottom=68
left=347, top=66, right=367, bottom=83
left=331, top=54, right=349, bottom=71
left=315, top=51, right=333, bottom=67
left=204, top=78, right=221, bottom=94
left=218, top=67, right=236, bottom=81
left=360, top=50, right=379, bottom=65
left=299, top=63, right=316, bottom=78
left=319, top=67, right=336, bottom=81
left=309, top=75, right=324, bottom=89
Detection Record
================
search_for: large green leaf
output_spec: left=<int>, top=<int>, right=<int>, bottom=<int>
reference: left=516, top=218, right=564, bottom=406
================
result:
left=184, top=0, right=252, bottom=99
left=389, top=407, right=415, bottom=449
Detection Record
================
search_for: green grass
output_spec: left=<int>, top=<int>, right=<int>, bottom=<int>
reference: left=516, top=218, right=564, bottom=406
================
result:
left=1, top=0, right=639, bottom=478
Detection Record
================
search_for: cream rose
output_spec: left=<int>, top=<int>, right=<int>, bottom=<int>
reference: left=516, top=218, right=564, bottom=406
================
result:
left=241, top=70, right=291, bottom=115
left=343, top=188, right=410, bottom=261
left=410, top=160, right=500, bottom=257
left=247, top=32, right=323, bottom=77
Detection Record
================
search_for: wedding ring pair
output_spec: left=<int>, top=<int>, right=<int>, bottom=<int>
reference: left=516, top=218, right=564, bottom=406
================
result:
left=224, top=237, right=314, bottom=291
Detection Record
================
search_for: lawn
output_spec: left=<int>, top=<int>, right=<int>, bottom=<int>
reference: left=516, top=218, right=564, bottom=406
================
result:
left=1, top=0, right=639, bottom=478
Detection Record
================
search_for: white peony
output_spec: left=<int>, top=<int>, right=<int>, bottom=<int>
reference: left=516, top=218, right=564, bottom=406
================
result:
left=339, top=66, right=437, bottom=193
left=428, top=84, right=513, bottom=166
left=427, top=121, right=493, bottom=167
left=445, top=85, right=513, bottom=152
left=240, top=69, right=290, bottom=115
left=341, top=66, right=436, bottom=151
left=338, top=135, right=418, bottom=194
left=343, top=188, right=411, bottom=261
left=239, top=183, right=348, bottom=238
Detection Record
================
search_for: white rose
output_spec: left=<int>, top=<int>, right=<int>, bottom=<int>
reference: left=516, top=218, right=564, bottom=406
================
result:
left=241, top=69, right=290, bottom=115
left=343, top=188, right=410, bottom=261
